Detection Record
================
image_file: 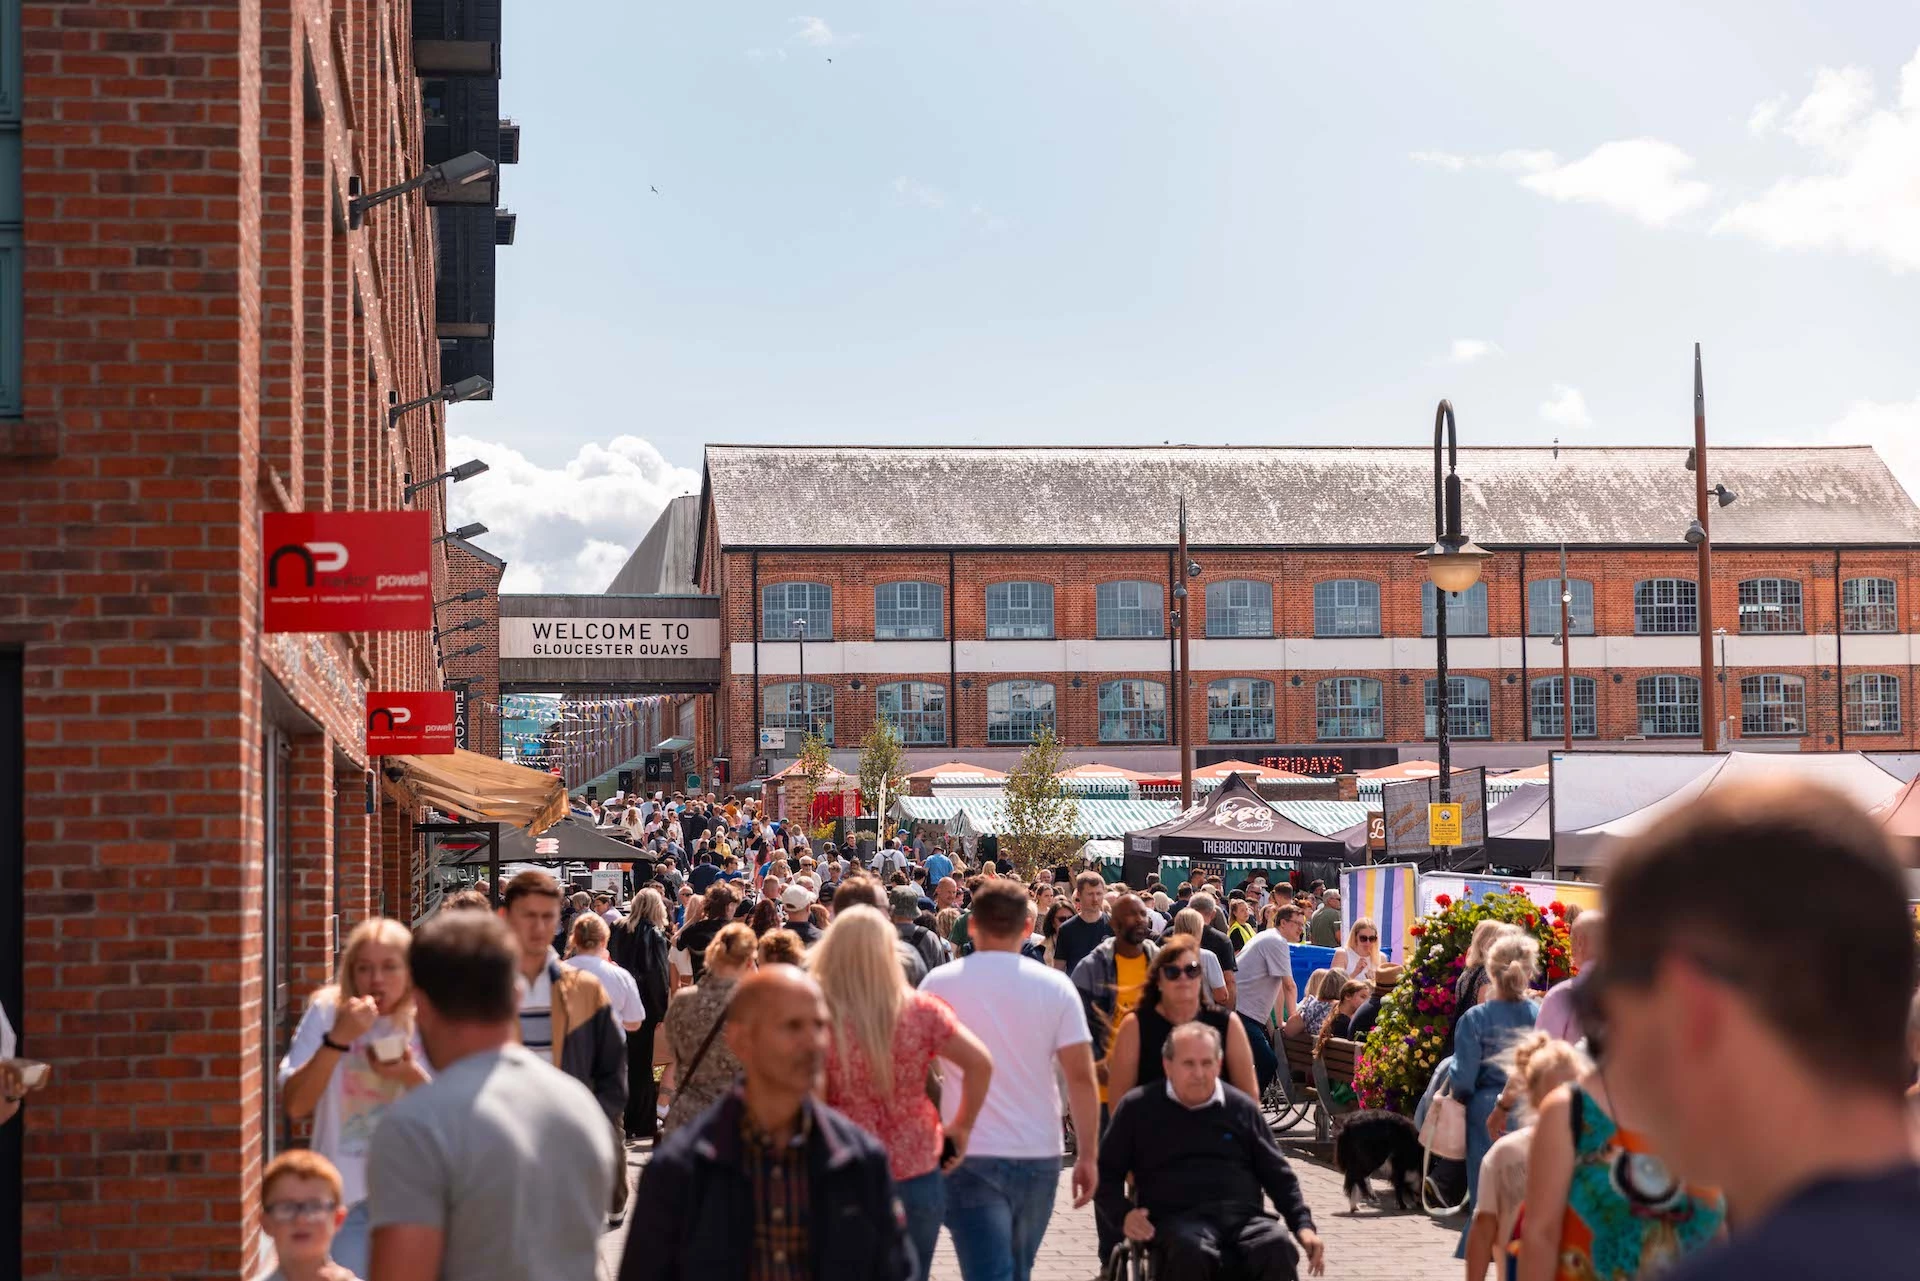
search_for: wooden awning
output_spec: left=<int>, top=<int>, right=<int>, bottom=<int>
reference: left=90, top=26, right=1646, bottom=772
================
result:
left=389, top=748, right=569, bottom=834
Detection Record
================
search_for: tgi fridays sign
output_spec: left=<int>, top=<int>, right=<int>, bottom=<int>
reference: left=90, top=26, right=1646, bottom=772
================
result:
left=500, top=616, right=721, bottom=660
left=263, top=511, right=433, bottom=633
left=366, top=692, right=458, bottom=755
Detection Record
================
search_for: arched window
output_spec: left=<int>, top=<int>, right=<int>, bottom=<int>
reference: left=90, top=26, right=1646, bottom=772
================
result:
left=1529, top=676, right=1597, bottom=739
left=985, top=582, right=1055, bottom=639
left=1636, top=674, right=1700, bottom=737
left=1316, top=677, right=1383, bottom=740
left=1527, top=579, right=1595, bottom=636
left=1423, top=676, right=1492, bottom=739
left=1094, top=581, right=1164, bottom=638
left=1737, top=578, right=1803, bottom=634
left=986, top=680, right=1056, bottom=743
left=874, top=582, right=944, bottom=640
left=1634, top=579, right=1697, bottom=634
left=1312, top=580, right=1381, bottom=637
left=761, top=581, right=832, bottom=639
left=1208, top=678, right=1275, bottom=742
left=1843, top=578, right=1898, bottom=634
left=876, top=681, right=946, bottom=744
left=762, top=681, right=834, bottom=744
left=1205, top=580, right=1273, bottom=638
left=1098, top=680, right=1167, bottom=742
left=1421, top=582, right=1489, bottom=636
left=1739, top=674, right=1806, bottom=736
left=1845, top=674, right=1902, bottom=735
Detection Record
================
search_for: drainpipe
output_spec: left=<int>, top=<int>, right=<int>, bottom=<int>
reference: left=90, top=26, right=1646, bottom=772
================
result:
left=751, top=552, right=761, bottom=769
left=1834, top=547, right=1845, bottom=750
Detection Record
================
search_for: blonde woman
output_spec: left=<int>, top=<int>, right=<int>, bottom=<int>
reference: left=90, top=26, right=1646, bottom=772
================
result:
left=1464, top=1035, right=1587, bottom=1281
left=660, top=922, right=757, bottom=1138
left=1171, top=907, right=1231, bottom=1005
left=811, top=906, right=994, bottom=1281
left=1456, top=918, right=1520, bottom=1012
left=1331, top=916, right=1382, bottom=983
left=278, top=918, right=428, bottom=1276
left=1450, top=933, right=1541, bottom=1247
left=565, top=913, right=646, bottom=1031
left=611, top=887, right=671, bottom=1139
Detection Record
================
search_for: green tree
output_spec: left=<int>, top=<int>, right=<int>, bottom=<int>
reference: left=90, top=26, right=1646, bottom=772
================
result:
left=1000, top=725, right=1080, bottom=879
left=789, top=732, right=833, bottom=828
left=857, top=720, right=909, bottom=833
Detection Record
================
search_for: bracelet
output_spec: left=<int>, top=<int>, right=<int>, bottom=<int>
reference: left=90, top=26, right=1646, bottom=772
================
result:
left=321, top=1034, right=352, bottom=1053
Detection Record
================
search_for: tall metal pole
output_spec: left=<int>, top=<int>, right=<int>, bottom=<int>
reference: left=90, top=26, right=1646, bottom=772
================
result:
left=1694, top=344, right=1717, bottom=750
left=1560, top=542, right=1574, bottom=752
left=1177, top=497, right=1193, bottom=810
left=795, top=619, right=807, bottom=738
left=1433, top=405, right=1454, bottom=809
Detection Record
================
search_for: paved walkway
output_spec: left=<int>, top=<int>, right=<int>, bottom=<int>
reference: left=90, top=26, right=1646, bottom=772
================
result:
left=601, top=1139, right=1462, bottom=1281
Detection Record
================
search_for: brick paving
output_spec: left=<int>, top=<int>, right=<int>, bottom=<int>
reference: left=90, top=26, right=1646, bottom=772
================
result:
left=600, top=1139, right=1461, bottom=1281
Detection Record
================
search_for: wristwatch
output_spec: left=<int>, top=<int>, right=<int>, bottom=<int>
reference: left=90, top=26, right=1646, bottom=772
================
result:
left=322, top=1034, right=352, bottom=1053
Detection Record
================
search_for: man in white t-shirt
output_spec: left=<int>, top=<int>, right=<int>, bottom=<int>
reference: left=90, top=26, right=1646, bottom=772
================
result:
left=1233, top=905, right=1303, bottom=1095
left=921, top=878, right=1100, bottom=1281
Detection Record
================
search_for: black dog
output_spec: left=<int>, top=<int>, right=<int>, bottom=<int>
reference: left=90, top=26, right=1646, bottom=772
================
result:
left=1334, top=1110, right=1425, bottom=1212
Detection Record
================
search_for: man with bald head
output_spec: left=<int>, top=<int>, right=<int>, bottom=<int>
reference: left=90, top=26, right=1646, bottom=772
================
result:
left=1071, top=892, right=1159, bottom=1109
left=620, top=967, right=914, bottom=1281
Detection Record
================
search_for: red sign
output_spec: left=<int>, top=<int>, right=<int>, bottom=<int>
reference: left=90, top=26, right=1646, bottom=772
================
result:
left=263, top=511, right=433, bottom=633
left=366, top=692, right=458, bottom=755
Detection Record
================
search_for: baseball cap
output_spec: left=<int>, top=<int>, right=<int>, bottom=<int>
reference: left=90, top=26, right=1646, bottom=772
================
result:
left=888, top=886, right=921, bottom=919
left=781, top=883, right=814, bottom=911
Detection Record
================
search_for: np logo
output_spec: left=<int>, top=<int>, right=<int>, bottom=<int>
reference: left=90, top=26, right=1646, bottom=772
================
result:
left=267, top=540, right=350, bottom=587
left=367, top=705, right=414, bottom=732
left=1209, top=798, right=1276, bottom=834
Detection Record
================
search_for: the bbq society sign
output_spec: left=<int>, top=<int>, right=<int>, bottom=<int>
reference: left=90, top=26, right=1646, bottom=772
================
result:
left=263, top=512, right=433, bottom=633
left=366, top=691, right=458, bottom=755
left=500, top=616, right=721, bottom=660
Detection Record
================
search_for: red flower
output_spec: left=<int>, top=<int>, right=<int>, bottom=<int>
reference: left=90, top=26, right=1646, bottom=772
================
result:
left=1548, top=900, right=1567, bottom=916
left=1526, top=914, right=1540, bottom=928
left=1434, top=893, right=1452, bottom=907
left=1511, top=884, right=1528, bottom=894
left=1409, top=924, right=1426, bottom=937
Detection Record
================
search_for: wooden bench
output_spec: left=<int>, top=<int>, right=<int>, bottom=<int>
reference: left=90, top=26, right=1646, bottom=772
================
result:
left=1277, top=1029, right=1361, bottom=1142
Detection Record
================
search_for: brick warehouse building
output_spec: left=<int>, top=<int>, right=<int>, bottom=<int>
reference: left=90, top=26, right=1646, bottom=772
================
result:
left=686, top=445, right=1920, bottom=782
left=0, top=0, right=517, bottom=1276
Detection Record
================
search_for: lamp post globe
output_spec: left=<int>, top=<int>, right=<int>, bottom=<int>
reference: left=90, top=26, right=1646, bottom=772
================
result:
left=1417, top=538, right=1494, bottom=594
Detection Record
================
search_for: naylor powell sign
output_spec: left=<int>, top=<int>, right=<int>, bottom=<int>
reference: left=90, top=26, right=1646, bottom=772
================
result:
left=366, top=692, right=458, bottom=755
left=263, top=511, right=433, bottom=633
left=499, top=616, right=721, bottom=660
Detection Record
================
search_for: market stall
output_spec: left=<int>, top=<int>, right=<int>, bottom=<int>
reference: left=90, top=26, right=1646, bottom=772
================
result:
left=1122, top=773, right=1353, bottom=889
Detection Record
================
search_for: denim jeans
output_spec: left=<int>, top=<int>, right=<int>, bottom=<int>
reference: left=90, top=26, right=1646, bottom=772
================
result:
left=895, top=1169, right=947, bottom=1281
left=330, top=1200, right=371, bottom=1278
left=1237, top=1011, right=1278, bottom=1095
left=943, top=1156, right=1059, bottom=1281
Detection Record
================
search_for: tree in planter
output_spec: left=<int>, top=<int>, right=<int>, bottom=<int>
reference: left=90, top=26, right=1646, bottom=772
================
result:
left=788, top=732, right=833, bottom=831
left=1000, top=725, right=1081, bottom=880
left=857, top=720, right=909, bottom=843
left=1350, top=890, right=1573, bottom=1115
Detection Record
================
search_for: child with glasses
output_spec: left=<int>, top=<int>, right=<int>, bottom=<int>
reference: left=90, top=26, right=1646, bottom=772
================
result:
left=256, top=1150, right=358, bottom=1281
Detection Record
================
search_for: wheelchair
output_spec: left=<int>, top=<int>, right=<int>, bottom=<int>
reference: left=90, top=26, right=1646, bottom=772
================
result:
left=1101, top=1240, right=1154, bottom=1281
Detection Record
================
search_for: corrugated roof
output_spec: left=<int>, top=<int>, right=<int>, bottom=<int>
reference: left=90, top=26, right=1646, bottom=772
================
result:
left=606, top=495, right=702, bottom=594
left=703, top=445, right=1920, bottom=548
left=1272, top=800, right=1373, bottom=836
left=940, top=797, right=1180, bottom=839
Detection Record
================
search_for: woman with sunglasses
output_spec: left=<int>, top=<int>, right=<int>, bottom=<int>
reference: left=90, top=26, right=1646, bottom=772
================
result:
left=1102, top=937, right=1258, bottom=1103
left=1331, top=917, right=1382, bottom=983
left=1039, top=900, right=1076, bottom=970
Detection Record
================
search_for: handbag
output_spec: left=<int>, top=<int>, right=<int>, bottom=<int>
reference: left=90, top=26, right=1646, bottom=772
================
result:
left=1419, top=1064, right=1470, bottom=1217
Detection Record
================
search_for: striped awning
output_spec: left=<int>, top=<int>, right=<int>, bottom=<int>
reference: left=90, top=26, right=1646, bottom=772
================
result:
left=1271, top=800, right=1373, bottom=836
left=945, top=798, right=1179, bottom=840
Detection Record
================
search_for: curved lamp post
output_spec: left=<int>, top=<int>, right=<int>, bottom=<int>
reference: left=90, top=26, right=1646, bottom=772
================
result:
left=1414, top=400, right=1493, bottom=821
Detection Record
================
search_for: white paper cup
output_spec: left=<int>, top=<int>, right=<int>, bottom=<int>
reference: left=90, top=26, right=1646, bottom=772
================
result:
left=368, top=1035, right=406, bottom=1064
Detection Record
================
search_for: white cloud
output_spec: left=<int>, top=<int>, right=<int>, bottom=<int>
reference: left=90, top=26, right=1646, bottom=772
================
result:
left=745, top=47, right=788, bottom=63
left=1714, top=48, right=1920, bottom=273
left=791, top=16, right=839, bottom=46
left=892, top=176, right=947, bottom=210
left=1794, top=393, right=1920, bottom=503
left=1747, top=94, right=1788, bottom=137
left=1447, top=339, right=1502, bottom=364
left=1538, top=384, right=1593, bottom=430
left=1414, top=139, right=1710, bottom=227
left=445, top=434, right=700, bottom=593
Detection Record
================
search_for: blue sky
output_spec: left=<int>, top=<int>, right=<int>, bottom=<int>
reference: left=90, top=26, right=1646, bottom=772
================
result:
left=445, top=3, right=1920, bottom=591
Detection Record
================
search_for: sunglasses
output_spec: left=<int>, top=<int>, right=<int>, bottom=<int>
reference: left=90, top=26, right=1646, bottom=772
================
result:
left=1159, top=963, right=1205, bottom=981
left=1356, top=933, right=1378, bottom=942
left=265, top=1200, right=339, bottom=1225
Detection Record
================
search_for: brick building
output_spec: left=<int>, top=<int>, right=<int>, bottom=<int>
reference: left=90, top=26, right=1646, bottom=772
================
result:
left=0, top=0, right=516, bottom=1275
left=690, top=445, right=1920, bottom=781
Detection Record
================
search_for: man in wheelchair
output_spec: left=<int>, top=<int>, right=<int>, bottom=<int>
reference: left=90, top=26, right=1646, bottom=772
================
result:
left=1096, top=1022, right=1327, bottom=1281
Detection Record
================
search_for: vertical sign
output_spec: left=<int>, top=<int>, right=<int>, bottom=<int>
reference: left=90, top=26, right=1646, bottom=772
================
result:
left=448, top=680, right=470, bottom=751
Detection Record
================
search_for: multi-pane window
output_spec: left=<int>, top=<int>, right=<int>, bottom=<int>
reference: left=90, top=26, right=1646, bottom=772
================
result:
left=762, top=581, right=832, bottom=639
left=1207, top=678, right=1275, bottom=742
left=876, top=681, right=946, bottom=744
left=1529, top=676, right=1598, bottom=739
left=873, top=582, right=943, bottom=640
left=1423, top=676, right=1492, bottom=739
left=1633, top=579, right=1698, bottom=635
left=1312, top=579, right=1381, bottom=637
left=1636, top=674, right=1701, bottom=737
left=1527, top=579, right=1595, bottom=636
left=1737, top=578, right=1803, bottom=634
left=1316, top=677, right=1384, bottom=740
left=1098, top=680, right=1167, bottom=742
left=1094, top=581, right=1165, bottom=639
left=763, top=681, right=834, bottom=743
left=1843, top=578, right=1898, bottom=634
left=985, top=582, right=1055, bottom=639
left=1421, top=582, right=1490, bottom=636
left=1739, top=674, right=1806, bottom=736
left=986, top=680, right=1056, bottom=743
left=1205, top=580, right=1273, bottom=638
left=1845, top=674, right=1902, bottom=735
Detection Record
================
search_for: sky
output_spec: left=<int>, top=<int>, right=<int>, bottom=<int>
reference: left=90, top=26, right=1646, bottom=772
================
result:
left=444, top=3, right=1920, bottom=592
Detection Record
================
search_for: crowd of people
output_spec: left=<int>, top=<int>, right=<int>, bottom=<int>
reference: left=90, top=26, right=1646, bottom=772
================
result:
left=232, top=782, right=1920, bottom=1281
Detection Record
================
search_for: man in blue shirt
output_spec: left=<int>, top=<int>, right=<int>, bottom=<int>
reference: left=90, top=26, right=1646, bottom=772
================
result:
left=923, top=847, right=953, bottom=885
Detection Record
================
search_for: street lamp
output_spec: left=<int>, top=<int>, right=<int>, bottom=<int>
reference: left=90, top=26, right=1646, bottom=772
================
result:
left=434, top=617, right=485, bottom=641
left=448, top=642, right=484, bottom=660
left=389, top=375, right=493, bottom=428
left=1685, top=344, right=1722, bottom=749
left=434, top=522, right=488, bottom=544
left=1415, top=400, right=1493, bottom=832
left=348, top=151, right=496, bottom=230
left=404, top=458, right=489, bottom=503
left=435, top=586, right=487, bottom=609
left=792, top=617, right=808, bottom=738
left=1173, top=497, right=1201, bottom=808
